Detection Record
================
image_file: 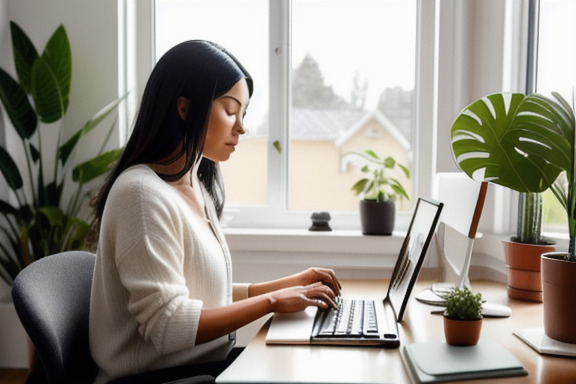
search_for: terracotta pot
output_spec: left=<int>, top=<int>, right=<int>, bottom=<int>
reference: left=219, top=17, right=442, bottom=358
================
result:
left=502, top=240, right=555, bottom=302
left=541, top=252, right=576, bottom=344
left=443, top=316, right=482, bottom=346
left=359, top=200, right=395, bottom=235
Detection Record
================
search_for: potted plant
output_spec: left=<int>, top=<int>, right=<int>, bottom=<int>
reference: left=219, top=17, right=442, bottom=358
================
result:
left=347, top=150, right=410, bottom=235
left=501, top=192, right=555, bottom=301
left=443, top=286, right=484, bottom=346
left=450, top=93, right=560, bottom=302
left=451, top=91, right=576, bottom=343
left=0, top=21, right=124, bottom=286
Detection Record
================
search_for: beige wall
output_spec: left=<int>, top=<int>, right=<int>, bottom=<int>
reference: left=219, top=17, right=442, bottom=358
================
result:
left=221, top=138, right=268, bottom=205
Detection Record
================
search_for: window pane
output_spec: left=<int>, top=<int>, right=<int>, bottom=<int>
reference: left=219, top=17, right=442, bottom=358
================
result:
left=537, top=0, right=576, bottom=234
left=155, top=0, right=269, bottom=205
left=289, top=0, right=416, bottom=212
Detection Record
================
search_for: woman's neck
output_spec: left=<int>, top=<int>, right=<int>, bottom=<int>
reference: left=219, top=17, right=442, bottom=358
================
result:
left=147, top=158, right=207, bottom=221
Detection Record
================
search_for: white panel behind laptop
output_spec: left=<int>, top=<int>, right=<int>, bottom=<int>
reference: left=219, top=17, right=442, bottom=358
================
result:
left=436, top=173, right=482, bottom=236
left=435, top=173, right=483, bottom=285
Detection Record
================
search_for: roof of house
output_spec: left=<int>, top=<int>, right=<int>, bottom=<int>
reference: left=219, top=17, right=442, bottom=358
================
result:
left=291, top=108, right=410, bottom=150
left=291, top=109, right=367, bottom=140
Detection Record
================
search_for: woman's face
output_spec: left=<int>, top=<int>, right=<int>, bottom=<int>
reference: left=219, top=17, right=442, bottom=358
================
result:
left=203, top=79, right=250, bottom=162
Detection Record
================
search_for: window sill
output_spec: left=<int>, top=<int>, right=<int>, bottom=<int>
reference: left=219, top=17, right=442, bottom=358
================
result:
left=225, top=228, right=412, bottom=281
left=224, top=228, right=405, bottom=255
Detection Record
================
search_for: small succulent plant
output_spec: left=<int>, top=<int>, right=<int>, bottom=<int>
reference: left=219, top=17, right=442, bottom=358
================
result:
left=443, top=286, right=484, bottom=320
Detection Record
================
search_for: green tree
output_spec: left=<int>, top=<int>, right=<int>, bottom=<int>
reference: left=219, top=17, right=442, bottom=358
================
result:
left=292, top=53, right=348, bottom=109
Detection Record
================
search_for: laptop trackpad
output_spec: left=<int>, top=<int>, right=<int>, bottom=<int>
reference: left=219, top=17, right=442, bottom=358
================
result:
left=266, top=306, right=317, bottom=345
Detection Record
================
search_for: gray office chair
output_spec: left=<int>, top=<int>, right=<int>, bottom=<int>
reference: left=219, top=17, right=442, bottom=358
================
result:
left=11, top=251, right=215, bottom=384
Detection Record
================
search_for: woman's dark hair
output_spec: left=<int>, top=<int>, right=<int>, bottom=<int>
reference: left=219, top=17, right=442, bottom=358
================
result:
left=93, top=40, right=253, bottom=230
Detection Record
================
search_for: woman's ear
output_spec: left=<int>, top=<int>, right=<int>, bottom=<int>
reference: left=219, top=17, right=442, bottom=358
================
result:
left=177, top=97, right=189, bottom=120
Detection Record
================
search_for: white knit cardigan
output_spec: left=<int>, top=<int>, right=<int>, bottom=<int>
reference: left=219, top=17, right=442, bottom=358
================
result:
left=89, top=164, right=249, bottom=384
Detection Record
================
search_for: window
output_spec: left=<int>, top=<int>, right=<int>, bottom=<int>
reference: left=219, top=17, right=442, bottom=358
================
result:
left=155, top=0, right=270, bottom=206
left=154, top=0, right=417, bottom=229
left=537, top=0, right=576, bottom=235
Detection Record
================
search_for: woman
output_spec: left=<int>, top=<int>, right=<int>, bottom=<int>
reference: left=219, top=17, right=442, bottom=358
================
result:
left=89, top=40, right=341, bottom=383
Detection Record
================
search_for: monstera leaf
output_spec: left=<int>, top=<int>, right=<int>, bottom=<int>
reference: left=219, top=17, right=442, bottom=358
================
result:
left=451, top=91, right=576, bottom=259
left=451, top=93, right=565, bottom=193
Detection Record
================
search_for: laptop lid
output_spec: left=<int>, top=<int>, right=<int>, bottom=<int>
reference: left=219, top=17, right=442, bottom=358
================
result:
left=386, top=197, right=443, bottom=322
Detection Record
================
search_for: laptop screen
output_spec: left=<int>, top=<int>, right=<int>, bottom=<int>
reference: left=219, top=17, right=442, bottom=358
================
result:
left=387, top=197, right=443, bottom=322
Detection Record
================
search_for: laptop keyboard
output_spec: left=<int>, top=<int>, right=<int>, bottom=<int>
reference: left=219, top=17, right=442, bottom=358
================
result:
left=313, top=297, right=380, bottom=338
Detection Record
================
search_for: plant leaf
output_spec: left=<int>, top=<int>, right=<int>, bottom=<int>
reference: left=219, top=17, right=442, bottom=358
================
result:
left=39, top=181, right=64, bottom=208
left=73, top=148, right=123, bottom=184
left=60, top=216, right=90, bottom=251
left=0, top=199, right=19, bottom=216
left=364, top=149, right=379, bottom=160
left=0, top=146, right=24, bottom=190
left=451, top=93, right=562, bottom=193
left=10, top=21, right=39, bottom=93
left=0, top=240, right=23, bottom=285
left=0, top=68, right=37, bottom=139
left=514, top=93, right=573, bottom=172
left=30, top=57, right=65, bottom=123
left=38, top=206, right=64, bottom=227
left=351, top=179, right=369, bottom=196
left=41, top=25, right=71, bottom=113
left=29, top=25, right=71, bottom=123
left=398, top=163, right=410, bottom=179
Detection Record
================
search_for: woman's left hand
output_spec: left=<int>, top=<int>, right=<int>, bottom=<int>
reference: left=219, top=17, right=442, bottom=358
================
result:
left=248, top=267, right=342, bottom=299
left=293, top=267, right=342, bottom=296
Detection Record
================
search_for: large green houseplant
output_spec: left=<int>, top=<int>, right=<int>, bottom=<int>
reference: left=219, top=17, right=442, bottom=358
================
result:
left=348, top=150, right=410, bottom=235
left=451, top=93, right=559, bottom=302
left=450, top=91, right=576, bottom=342
left=0, top=22, right=123, bottom=285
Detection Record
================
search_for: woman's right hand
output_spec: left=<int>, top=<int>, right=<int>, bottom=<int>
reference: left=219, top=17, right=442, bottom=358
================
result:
left=268, top=282, right=338, bottom=313
left=197, top=281, right=338, bottom=344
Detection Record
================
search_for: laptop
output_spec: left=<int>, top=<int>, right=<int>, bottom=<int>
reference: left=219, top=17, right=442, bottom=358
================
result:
left=265, top=197, right=443, bottom=348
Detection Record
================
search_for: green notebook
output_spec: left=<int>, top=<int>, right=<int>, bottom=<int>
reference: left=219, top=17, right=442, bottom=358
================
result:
left=402, top=339, right=528, bottom=383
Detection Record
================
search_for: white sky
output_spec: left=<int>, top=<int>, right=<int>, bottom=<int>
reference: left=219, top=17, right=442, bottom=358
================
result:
left=155, top=0, right=416, bottom=127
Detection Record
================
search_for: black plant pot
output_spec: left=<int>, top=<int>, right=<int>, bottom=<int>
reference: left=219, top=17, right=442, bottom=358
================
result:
left=360, top=200, right=395, bottom=235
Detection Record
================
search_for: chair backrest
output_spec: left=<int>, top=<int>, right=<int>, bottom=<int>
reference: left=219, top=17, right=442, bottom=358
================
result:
left=12, top=251, right=98, bottom=384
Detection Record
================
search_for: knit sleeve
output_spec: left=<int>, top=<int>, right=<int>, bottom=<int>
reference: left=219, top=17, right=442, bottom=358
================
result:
left=106, top=171, right=203, bottom=355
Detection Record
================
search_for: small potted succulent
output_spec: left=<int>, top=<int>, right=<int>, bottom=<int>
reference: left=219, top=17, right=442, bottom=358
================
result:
left=347, top=150, right=410, bottom=235
left=443, top=286, right=485, bottom=346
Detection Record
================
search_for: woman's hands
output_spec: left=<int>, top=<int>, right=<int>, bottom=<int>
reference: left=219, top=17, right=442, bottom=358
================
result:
left=291, top=267, right=342, bottom=296
left=198, top=268, right=341, bottom=344
left=248, top=267, right=342, bottom=313
left=267, top=282, right=339, bottom=313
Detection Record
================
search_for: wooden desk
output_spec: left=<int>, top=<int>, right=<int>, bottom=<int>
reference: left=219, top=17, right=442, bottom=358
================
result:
left=217, top=280, right=576, bottom=383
